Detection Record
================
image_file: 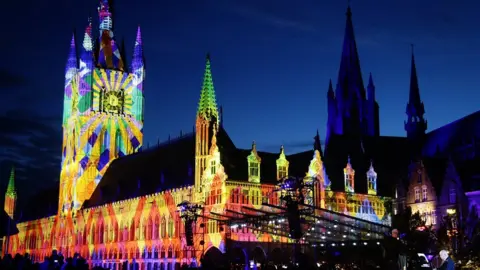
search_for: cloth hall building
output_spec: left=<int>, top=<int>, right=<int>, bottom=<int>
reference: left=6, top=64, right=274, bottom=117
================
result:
left=3, top=1, right=480, bottom=269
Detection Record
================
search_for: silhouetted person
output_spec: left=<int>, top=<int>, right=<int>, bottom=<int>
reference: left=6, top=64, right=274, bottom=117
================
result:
left=439, top=250, right=455, bottom=270
left=384, top=229, right=406, bottom=269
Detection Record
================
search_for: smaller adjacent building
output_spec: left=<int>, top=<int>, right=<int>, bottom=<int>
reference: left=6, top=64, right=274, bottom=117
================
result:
left=395, top=157, right=470, bottom=230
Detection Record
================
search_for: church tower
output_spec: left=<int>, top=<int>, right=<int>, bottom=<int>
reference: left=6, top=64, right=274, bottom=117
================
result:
left=4, top=167, right=16, bottom=219
left=326, top=5, right=379, bottom=145
left=59, top=0, right=145, bottom=214
left=404, top=47, right=427, bottom=156
left=195, top=54, right=219, bottom=193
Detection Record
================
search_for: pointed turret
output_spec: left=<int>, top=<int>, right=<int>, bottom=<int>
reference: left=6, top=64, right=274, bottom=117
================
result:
left=197, top=54, right=219, bottom=124
left=404, top=46, right=427, bottom=151
left=66, top=33, right=78, bottom=75
left=4, top=167, right=17, bottom=218
left=6, top=167, right=16, bottom=197
left=131, top=26, right=145, bottom=75
left=314, top=129, right=323, bottom=158
left=80, top=18, right=93, bottom=63
left=276, top=145, right=289, bottom=180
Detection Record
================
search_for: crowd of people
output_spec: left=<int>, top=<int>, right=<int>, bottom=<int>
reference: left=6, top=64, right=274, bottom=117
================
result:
left=0, top=251, right=95, bottom=270
left=0, top=230, right=457, bottom=270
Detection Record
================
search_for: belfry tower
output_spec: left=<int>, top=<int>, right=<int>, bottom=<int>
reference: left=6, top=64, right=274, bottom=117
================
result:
left=59, top=0, right=145, bottom=214
left=195, top=54, right=219, bottom=193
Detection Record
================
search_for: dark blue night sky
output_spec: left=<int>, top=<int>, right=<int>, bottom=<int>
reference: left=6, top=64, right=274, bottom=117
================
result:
left=0, top=0, right=478, bottom=193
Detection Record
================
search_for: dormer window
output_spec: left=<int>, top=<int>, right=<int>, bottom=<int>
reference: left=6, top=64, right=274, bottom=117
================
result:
left=249, top=161, right=259, bottom=177
left=343, top=156, right=355, bottom=193
left=422, top=185, right=427, bottom=201
left=210, top=160, right=217, bottom=175
left=366, top=161, right=377, bottom=196
left=276, top=146, right=289, bottom=180
left=247, top=141, right=261, bottom=183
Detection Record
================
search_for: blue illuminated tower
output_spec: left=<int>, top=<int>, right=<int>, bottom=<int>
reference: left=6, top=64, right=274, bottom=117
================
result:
left=326, top=5, right=379, bottom=145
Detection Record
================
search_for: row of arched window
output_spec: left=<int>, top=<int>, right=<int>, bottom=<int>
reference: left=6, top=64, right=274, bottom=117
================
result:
left=78, top=216, right=182, bottom=246
left=22, top=215, right=184, bottom=250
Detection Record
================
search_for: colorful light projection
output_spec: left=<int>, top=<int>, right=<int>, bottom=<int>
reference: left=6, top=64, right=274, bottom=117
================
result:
left=4, top=29, right=391, bottom=268
left=325, top=160, right=391, bottom=225
left=58, top=0, right=144, bottom=214
left=4, top=140, right=391, bottom=267
left=194, top=54, right=218, bottom=192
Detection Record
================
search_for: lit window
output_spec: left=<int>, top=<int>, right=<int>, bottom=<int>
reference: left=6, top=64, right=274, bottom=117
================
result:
left=278, top=166, right=287, bottom=179
left=432, top=210, right=436, bottom=225
left=414, top=187, right=420, bottom=202
left=422, top=186, right=427, bottom=201
left=210, top=160, right=216, bottom=175
left=249, top=162, right=259, bottom=177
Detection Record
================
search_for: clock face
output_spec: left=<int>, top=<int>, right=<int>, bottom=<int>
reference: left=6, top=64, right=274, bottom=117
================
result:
left=103, top=90, right=123, bottom=113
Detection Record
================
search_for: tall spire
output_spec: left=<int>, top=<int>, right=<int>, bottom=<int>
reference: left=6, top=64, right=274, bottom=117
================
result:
left=197, top=53, right=219, bottom=122
left=336, top=4, right=365, bottom=99
left=6, top=167, right=16, bottom=196
left=405, top=45, right=427, bottom=141
left=131, top=26, right=145, bottom=72
left=407, top=45, right=424, bottom=116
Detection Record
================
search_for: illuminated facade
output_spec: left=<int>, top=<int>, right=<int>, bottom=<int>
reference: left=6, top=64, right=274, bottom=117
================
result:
left=3, top=4, right=396, bottom=268
left=59, top=0, right=144, bottom=214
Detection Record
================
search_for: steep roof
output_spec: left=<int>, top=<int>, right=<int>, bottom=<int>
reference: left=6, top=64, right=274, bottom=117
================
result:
left=423, top=110, right=480, bottom=157
left=84, top=127, right=328, bottom=207
left=83, top=133, right=196, bottom=208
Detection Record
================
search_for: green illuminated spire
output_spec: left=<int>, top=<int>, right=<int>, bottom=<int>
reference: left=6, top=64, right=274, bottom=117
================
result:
left=197, top=53, right=219, bottom=122
left=6, top=167, right=16, bottom=196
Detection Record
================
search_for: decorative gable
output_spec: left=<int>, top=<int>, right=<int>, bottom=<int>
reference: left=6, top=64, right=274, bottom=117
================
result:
left=247, top=141, right=261, bottom=183
left=276, top=146, right=289, bottom=180
left=438, top=158, right=463, bottom=206
left=305, top=148, right=327, bottom=207
left=203, top=127, right=226, bottom=187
